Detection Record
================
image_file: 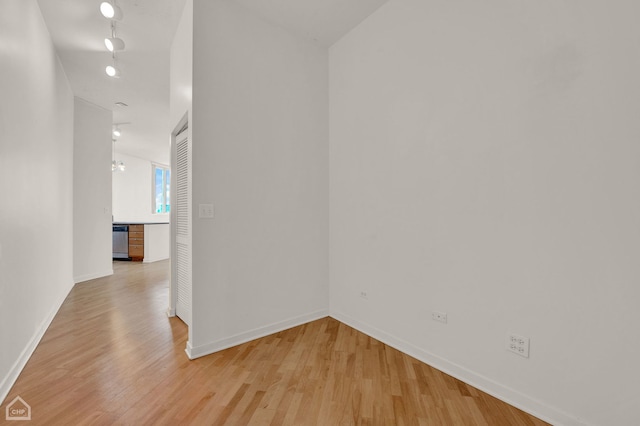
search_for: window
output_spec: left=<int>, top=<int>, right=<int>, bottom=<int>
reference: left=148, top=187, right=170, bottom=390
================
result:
left=153, top=164, right=170, bottom=214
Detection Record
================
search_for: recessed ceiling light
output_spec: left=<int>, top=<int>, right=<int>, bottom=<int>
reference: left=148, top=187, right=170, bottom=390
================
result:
left=115, top=102, right=128, bottom=107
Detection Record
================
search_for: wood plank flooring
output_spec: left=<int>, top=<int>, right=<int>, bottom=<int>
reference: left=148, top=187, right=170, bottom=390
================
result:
left=3, top=261, right=548, bottom=425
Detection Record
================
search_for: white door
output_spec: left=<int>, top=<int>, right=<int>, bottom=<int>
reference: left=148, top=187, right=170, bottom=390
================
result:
left=173, top=127, right=192, bottom=327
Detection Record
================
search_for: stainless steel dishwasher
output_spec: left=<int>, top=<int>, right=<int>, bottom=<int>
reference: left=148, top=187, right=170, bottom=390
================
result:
left=112, top=225, right=129, bottom=259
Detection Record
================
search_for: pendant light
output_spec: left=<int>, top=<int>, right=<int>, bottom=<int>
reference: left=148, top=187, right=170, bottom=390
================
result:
left=112, top=139, right=125, bottom=172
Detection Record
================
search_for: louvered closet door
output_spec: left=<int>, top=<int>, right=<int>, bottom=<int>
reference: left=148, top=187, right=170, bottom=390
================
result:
left=175, top=134, right=192, bottom=327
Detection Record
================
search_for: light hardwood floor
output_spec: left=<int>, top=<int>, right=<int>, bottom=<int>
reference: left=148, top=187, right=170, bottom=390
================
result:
left=3, top=260, right=548, bottom=425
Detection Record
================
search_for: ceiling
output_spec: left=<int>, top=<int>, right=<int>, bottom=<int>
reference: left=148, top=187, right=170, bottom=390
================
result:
left=38, top=0, right=388, bottom=165
left=38, top=0, right=187, bottom=165
left=235, top=0, right=389, bottom=46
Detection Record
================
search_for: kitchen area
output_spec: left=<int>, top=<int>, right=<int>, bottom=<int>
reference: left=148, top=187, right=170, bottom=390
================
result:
left=112, top=153, right=170, bottom=264
left=113, top=222, right=169, bottom=263
left=35, top=0, right=176, bottom=286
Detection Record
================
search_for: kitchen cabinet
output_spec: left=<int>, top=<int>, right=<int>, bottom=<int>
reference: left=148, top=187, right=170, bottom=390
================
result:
left=113, top=222, right=168, bottom=262
left=128, top=224, right=144, bottom=261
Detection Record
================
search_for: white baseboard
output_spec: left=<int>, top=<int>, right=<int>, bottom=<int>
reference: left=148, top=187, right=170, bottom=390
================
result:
left=74, top=269, right=113, bottom=284
left=143, top=256, right=169, bottom=264
left=186, top=309, right=330, bottom=360
left=330, top=310, right=585, bottom=426
left=185, top=341, right=194, bottom=359
left=0, top=280, right=75, bottom=406
left=167, top=308, right=176, bottom=317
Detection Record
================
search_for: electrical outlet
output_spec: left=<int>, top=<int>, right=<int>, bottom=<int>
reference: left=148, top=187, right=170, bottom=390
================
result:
left=359, top=291, right=368, bottom=299
left=432, top=311, right=447, bottom=323
left=507, top=333, right=530, bottom=358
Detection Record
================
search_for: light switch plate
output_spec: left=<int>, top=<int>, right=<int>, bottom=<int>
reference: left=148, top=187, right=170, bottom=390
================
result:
left=198, top=204, right=214, bottom=218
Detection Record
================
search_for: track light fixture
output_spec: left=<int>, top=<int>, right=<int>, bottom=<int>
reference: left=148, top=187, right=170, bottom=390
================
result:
left=105, top=37, right=125, bottom=52
left=103, top=13, right=124, bottom=78
left=100, top=1, right=123, bottom=21
left=105, top=20, right=125, bottom=52
left=106, top=64, right=120, bottom=78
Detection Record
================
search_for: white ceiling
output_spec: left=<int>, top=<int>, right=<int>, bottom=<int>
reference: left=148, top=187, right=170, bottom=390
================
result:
left=38, top=0, right=388, bottom=165
left=235, top=0, right=389, bottom=46
left=38, top=0, right=186, bottom=165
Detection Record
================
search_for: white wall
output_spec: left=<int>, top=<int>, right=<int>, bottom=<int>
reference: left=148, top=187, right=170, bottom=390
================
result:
left=187, top=0, right=329, bottom=356
left=73, top=98, right=113, bottom=283
left=329, top=1, right=640, bottom=425
left=170, top=0, right=192, bottom=131
left=0, top=0, right=74, bottom=404
left=112, top=152, right=170, bottom=223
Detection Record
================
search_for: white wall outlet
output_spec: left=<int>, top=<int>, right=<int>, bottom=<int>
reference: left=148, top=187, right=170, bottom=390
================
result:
left=198, top=203, right=214, bottom=218
left=507, top=333, right=530, bottom=358
left=359, top=291, right=368, bottom=299
left=432, top=311, right=447, bottom=323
